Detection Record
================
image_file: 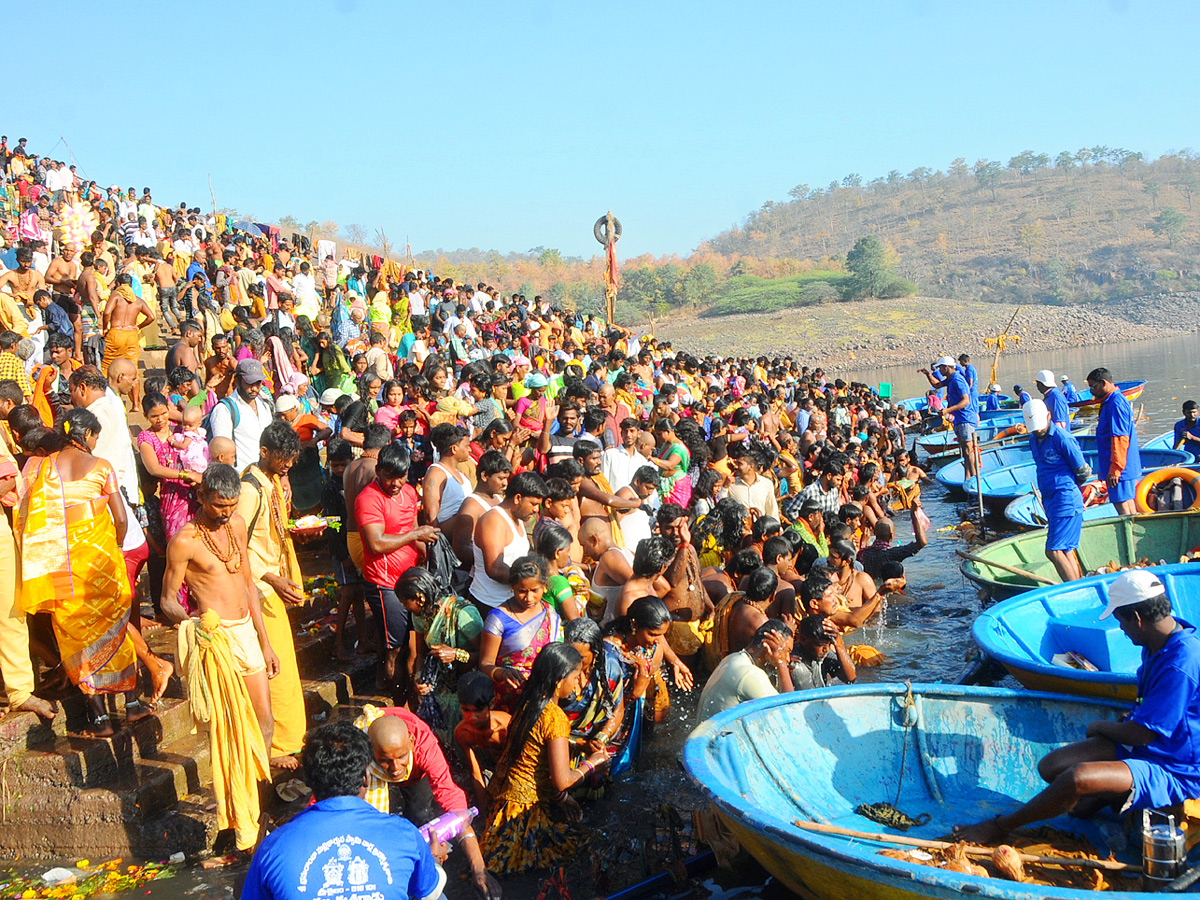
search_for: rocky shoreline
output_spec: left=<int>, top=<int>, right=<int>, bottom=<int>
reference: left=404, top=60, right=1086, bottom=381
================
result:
left=653, top=292, right=1200, bottom=371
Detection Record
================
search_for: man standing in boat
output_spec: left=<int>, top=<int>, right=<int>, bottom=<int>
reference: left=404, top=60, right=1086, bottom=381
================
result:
left=1023, top=399, right=1092, bottom=583
left=1089, top=367, right=1142, bottom=517
left=1034, top=369, right=1071, bottom=431
left=918, top=356, right=979, bottom=480
left=955, top=570, right=1200, bottom=844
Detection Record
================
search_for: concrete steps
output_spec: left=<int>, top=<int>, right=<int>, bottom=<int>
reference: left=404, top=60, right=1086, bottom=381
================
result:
left=0, top=609, right=377, bottom=860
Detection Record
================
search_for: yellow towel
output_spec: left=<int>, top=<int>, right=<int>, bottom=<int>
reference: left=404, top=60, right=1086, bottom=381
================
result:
left=178, top=611, right=270, bottom=850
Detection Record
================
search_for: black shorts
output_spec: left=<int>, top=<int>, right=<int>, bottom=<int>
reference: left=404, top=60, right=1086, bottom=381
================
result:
left=53, top=293, right=79, bottom=317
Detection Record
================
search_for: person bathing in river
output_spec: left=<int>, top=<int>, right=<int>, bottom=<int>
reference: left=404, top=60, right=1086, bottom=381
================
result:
left=955, top=570, right=1200, bottom=844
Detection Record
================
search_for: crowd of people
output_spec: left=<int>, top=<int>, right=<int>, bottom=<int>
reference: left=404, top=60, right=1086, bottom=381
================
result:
left=0, top=137, right=941, bottom=895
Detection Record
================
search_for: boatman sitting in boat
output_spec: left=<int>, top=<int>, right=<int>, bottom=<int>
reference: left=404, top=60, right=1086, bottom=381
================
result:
left=918, top=356, right=979, bottom=481
left=1035, top=369, right=1071, bottom=431
left=1013, top=384, right=1032, bottom=405
left=1089, top=366, right=1142, bottom=517
left=955, top=569, right=1200, bottom=844
left=981, top=383, right=1003, bottom=412
left=1023, top=399, right=1092, bottom=583
left=1173, top=400, right=1200, bottom=455
left=1062, top=375, right=1081, bottom=403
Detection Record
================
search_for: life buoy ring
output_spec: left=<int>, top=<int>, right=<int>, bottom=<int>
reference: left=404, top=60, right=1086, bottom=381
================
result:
left=1135, top=467, right=1200, bottom=513
left=995, top=424, right=1027, bottom=439
left=594, top=215, right=622, bottom=245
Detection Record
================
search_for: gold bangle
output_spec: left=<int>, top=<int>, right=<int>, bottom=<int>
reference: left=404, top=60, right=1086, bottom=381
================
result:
left=454, top=648, right=470, bottom=663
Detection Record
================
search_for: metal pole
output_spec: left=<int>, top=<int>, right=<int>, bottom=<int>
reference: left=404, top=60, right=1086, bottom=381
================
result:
left=974, top=435, right=986, bottom=540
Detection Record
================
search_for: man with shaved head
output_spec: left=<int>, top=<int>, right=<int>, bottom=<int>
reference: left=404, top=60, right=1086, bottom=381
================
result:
left=357, top=706, right=500, bottom=899
left=106, top=356, right=138, bottom=411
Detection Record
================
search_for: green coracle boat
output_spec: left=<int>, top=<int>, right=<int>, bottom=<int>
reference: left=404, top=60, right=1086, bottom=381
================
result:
left=960, top=510, right=1200, bottom=599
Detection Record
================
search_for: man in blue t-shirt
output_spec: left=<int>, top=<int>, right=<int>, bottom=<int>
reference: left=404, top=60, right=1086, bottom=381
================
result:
left=919, top=355, right=980, bottom=478
left=957, top=353, right=979, bottom=406
left=1013, top=384, right=1032, bottom=406
left=241, top=722, right=444, bottom=900
left=1090, top=366, right=1142, bottom=516
left=1061, top=375, right=1081, bottom=403
left=1035, top=369, right=1070, bottom=431
left=1174, top=400, right=1200, bottom=456
left=954, top=570, right=1200, bottom=844
left=1024, top=399, right=1091, bottom=582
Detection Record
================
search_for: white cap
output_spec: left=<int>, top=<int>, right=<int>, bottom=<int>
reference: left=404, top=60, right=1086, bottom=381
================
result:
left=1061, top=375, right=1071, bottom=383
left=988, top=382, right=1002, bottom=393
left=1099, top=569, right=1167, bottom=619
left=319, top=388, right=342, bottom=406
left=935, top=355, right=956, bottom=368
left=275, top=395, right=298, bottom=413
left=1035, top=369, right=1055, bottom=387
left=1021, top=399, right=1049, bottom=433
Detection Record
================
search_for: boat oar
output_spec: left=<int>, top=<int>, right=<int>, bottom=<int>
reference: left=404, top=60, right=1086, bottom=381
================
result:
left=955, top=548, right=1056, bottom=585
left=791, top=819, right=1140, bottom=873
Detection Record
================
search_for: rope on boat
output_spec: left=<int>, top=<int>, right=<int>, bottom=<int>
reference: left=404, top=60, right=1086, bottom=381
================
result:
left=855, top=682, right=932, bottom=831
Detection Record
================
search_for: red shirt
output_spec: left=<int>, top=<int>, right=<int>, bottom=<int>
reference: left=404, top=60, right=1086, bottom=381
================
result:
left=380, top=707, right=469, bottom=813
left=354, top=480, right=420, bottom=588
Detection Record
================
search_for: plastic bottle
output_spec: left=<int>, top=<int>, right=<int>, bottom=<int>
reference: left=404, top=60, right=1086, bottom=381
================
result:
left=419, top=807, right=478, bottom=843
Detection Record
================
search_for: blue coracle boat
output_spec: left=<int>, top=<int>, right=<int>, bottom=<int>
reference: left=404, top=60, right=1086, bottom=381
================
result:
left=684, top=684, right=1177, bottom=900
left=973, top=562, right=1200, bottom=701
left=938, top=431, right=1185, bottom=493
left=962, top=448, right=1189, bottom=503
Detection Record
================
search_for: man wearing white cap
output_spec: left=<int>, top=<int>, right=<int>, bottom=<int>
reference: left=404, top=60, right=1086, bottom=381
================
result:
left=957, top=570, right=1200, bottom=844
left=1035, top=369, right=1070, bottom=431
left=1023, top=399, right=1091, bottom=582
left=918, top=355, right=980, bottom=479
left=1061, top=374, right=1080, bottom=403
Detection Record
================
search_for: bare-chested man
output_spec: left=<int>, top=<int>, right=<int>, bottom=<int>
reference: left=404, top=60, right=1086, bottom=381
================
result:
left=0, top=247, right=41, bottom=335
left=203, top=333, right=236, bottom=399
left=72, top=252, right=104, bottom=363
left=101, top=273, right=153, bottom=383
left=154, top=250, right=181, bottom=332
left=579, top=516, right=634, bottom=623
left=573, top=440, right=641, bottom=537
left=162, top=464, right=279, bottom=748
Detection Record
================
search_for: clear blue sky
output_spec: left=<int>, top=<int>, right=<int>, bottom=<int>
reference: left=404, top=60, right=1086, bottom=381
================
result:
left=10, top=0, right=1197, bottom=259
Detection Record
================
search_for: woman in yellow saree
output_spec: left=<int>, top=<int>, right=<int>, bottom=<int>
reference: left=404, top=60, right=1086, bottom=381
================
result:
left=15, top=409, right=150, bottom=736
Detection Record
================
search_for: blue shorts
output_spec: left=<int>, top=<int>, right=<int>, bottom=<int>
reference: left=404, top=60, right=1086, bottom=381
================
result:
left=1045, top=510, right=1083, bottom=553
left=954, top=422, right=976, bottom=445
left=1117, top=746, right=1200, bottom=810
left=1110, top=478, right=1137, bottom=504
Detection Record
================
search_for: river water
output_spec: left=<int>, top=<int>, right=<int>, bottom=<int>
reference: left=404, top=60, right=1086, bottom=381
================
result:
left=76, top=335, right=1200, bottom=899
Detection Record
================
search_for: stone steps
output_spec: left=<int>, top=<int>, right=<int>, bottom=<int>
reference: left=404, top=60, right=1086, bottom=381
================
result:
left=0, top=611, right=376, bottom=859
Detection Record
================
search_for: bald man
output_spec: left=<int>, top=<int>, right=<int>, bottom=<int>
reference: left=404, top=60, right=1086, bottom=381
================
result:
left=363, top=708, right=500, bottom=900
left=106, top=356, right=138, bottom=411
left=580, top=516, right=634, bottom=623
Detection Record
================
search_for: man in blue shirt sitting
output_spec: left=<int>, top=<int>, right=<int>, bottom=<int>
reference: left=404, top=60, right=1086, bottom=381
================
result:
left=1013, top=384, right=1032, bottom=405
left=919, top=355, right=980, bottom=479
left=1035, top=369, right=1070, bottom=431
left=1061, top=375, right=1081, bottom=403
left=241, top=721, right=444, bottom=900
left=955, top=569, right=1200, bottom=844
left=1174, top=401, right=1200, bottom=455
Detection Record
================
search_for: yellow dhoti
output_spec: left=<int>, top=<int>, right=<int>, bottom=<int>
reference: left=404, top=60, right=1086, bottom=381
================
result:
left=259, top=589, right=307, bottom=757
left=102, top=325, right=141, bottom=375
left=178, top=611, right=270, bottom=850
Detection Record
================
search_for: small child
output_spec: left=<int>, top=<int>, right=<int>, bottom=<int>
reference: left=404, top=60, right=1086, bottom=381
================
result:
left=208, top=435, right=237, bottom=468
left=453, top=671, right=511, bottom=813
left=790, top=614, right=856, bottom=691
left=171, top=405, right=209, bottom=473
left=392, top=409, right=428, bottom=484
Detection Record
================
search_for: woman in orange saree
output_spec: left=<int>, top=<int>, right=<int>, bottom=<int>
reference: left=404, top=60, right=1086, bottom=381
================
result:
left=15, top=409, right=151, bottom=735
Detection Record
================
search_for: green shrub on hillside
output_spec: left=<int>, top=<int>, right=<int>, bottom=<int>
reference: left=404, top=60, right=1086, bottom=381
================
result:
left=700, top=272, right=849, bottom=317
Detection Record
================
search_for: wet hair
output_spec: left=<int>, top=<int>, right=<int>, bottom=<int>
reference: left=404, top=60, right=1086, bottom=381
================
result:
left=563, top=617, right=616, bottom=715
left=7, top=404, right=44, bottom=441
left=506, top=471, right=549, bottom=500
left=168, top=366, right=199, bottom=390
left=798, top=614, right=834, bottom=644
left=141, top=391, right=170, bottom=416
left=543, top=476, right=576, bottom=503
left=728, top=547, right=764, bottom=581
left=507, top=553, right=548, bottom=586
left=751, top=515, right=781, bottom=543
left=302, top=721, right=374, bottom=802
left=456, top=670, right=495, bottom=709
left=58, top=407, right=102, bottom=450
left=655, top=502, right=688, bottom=532
left=260, top=420, right=301, bottom=459
left=800, top=569, right=834, bottom=606
left=480, top=418, right=514, bottom=444
left=632, top=535, right=675, bottom=578
left=545, top=458, right=584, bottom=481
left=362, top=423, right=391, bottom=450
left=693, top=497, right=748, bottom=554
left=829, top=539, right=857, bottom=563
left=763, top=534, right=794, bottom=566
left=632, top=465, right=661, bottom=490
left=750, top=618, right=793, bottom=648
left=395, top=566, right=444, bottom=618
left=534, top=522, right=573, bottom=561
left=744, top=566, right=779, bottom=604
left=476, top=448, right=512, bottom=480
left=201, top=463, right=242, bottom=501
left=376, top=441, right=412, bottom=479
left=604, top=595, right=672, bottom=639
left=494, top=643, right=582, bottom=790
left=572, top=438, right=602, bottom=460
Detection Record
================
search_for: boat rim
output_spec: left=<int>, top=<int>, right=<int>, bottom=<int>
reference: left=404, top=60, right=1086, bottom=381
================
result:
left=970, top=561, right=1200, bottom=685
left=683, top=683, right=1135, bottom=900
